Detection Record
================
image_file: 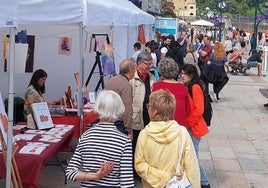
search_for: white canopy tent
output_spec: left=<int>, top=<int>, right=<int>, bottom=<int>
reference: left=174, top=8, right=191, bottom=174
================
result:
left=1, top=1, right=154, bottom=186
left=190, top=19, right=214, bottom=27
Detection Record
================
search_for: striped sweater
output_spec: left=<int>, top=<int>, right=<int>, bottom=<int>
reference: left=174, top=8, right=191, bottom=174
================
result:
left=66, top=123, right=134, bottom=187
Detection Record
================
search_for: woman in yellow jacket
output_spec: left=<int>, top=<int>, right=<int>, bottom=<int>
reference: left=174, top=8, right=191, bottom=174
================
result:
left=135, top=89, right=200, bottom=188
left=181, top=64, right=210, bottom=188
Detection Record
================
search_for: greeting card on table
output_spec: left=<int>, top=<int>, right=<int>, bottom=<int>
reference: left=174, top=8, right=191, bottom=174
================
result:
left=31, top=102, right=54, bottom=130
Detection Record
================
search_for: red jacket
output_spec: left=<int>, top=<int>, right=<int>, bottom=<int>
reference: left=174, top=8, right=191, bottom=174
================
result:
left=187, top=84, right=209, bottom=138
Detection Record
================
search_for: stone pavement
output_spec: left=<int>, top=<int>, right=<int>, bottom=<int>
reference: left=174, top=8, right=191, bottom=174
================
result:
left=1, top=68, right=268, bottom=188
left=201, top=68, right=268, bottom=188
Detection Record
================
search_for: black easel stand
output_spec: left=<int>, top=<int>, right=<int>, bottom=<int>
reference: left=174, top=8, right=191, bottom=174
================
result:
left=85, top=51, right=105, bottom=92
left=85, top=33, right=109, bottom=92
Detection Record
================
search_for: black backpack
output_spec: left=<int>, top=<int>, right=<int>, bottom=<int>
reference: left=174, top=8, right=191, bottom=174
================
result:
left=203, top=93, right=213, bottom=126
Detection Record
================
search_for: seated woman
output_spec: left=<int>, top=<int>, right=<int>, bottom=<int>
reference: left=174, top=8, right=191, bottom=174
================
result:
left=24, top=69, right=48, bottom=117
left=247, top=49, right=264, bottom=76
left=225, top=47, right=242, bottom=73
left=66, top=90, right=134, bottom=187
left=135, top=89, right=200, bottom=188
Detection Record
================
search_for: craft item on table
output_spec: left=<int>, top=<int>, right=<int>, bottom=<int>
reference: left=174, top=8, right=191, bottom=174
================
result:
left=19, top=143, right=47, bottom=155
left=65, top=86, right=74, bottom=108
left=44, top=127, right=70, bottom=136
left=13, top=134, right=37, bottom=141
left=54, top=124, right=74, bottom=130
left=39, top=135, right=61, bottom=143
left=26, top=142, right=50, bottom=147
left=31, top=102, right=54, bottom=130
left=25, top=129, right=47, bottom=135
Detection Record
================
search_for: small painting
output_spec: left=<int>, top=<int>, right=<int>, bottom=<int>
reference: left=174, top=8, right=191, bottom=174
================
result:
left=58, top=37, right=72, bottom=56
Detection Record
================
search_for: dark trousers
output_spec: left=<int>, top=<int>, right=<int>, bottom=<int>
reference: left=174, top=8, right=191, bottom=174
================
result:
left=200, top=74, right=209, bottom=96
left=213, top=77, right=229, bottom=95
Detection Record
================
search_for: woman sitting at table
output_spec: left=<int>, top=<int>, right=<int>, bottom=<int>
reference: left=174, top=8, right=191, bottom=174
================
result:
left=24, top=69, right=56, bottom=118
left=66, top=90, right=134, bottom=187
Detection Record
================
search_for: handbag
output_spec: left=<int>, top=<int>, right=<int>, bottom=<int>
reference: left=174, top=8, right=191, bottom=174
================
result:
left=166, top=141, right=192, bottom=188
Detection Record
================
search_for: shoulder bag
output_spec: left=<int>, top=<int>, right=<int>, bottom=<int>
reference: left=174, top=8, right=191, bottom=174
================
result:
left=166, top=139, right=192, bottom=188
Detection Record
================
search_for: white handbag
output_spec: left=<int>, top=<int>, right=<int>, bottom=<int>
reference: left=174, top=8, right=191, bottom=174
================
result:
left=166, top=141, right=192, bottom=188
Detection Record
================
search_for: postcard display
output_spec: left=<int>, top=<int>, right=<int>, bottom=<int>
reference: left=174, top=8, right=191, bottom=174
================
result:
left=0, top=92, right=23, bottom=188
left=30, top=102, right=54, bottom=130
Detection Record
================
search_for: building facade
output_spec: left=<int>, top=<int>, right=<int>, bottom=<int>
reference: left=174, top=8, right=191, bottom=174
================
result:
left=173, top=0, right=196, bottom=20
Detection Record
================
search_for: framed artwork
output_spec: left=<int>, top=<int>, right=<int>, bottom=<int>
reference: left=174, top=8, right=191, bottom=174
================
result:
left=58, top=37, right=72, bottom=56
left=101, top=44, right=115, bottom=75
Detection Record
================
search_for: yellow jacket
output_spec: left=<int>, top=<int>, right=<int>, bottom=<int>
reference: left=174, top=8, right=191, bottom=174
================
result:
left=135, top=120, right=200, bottom=188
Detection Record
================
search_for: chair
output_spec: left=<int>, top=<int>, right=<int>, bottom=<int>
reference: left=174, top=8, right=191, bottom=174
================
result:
left=4, top=97, right=26, bottom=124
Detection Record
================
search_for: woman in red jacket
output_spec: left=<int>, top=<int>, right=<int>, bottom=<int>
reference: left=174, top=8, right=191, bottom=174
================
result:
left=181, top=64, right=210, bottom=188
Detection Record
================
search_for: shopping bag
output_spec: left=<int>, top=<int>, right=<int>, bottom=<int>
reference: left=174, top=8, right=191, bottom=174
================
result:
left=166, top=172, right=192, bottom=188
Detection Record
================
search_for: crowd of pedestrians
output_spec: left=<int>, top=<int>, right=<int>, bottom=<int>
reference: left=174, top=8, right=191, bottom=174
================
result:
left=65, top=24, right=266, bottom=188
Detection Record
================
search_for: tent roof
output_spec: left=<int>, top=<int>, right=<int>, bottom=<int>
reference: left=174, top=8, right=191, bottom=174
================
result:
left=190, top=19, right=214, bottom=27
left=18, top=0, right=84, bottom=25
left=85, top=0, right=155, bottom=26
left=0, top=0, right=155, bottom=27
left=0, top=0, right=17, bottom=27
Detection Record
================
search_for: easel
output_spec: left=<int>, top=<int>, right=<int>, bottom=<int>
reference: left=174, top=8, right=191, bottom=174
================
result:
left=0, top=131, right=22, bottom=188
left=85, top=34, right=110, bottom=91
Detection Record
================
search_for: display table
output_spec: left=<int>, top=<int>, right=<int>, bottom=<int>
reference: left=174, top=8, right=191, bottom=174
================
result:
left=51, top=111, right=99, bottom=139
left=0, top=126, right=75, bottom=188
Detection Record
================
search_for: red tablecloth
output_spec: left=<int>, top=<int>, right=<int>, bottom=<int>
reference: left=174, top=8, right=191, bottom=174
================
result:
left=51, top=111, right=99, bottom=138
left=0, top=126, right=74, bottom=188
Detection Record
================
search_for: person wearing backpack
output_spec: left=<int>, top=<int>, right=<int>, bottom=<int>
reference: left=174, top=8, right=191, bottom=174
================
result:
left=180, top=64, right=211, bottom=188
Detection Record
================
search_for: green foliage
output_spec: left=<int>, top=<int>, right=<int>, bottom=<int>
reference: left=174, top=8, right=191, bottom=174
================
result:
left=196, top=0, right=267, bottom=19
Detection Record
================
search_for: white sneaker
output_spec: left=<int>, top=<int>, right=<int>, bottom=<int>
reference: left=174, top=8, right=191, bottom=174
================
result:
left=213, top=93, right=219, bottom=102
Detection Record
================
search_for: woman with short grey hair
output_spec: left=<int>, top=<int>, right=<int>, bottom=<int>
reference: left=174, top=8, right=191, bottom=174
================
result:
left=158, top=57, right=179, bottom=79
left=66, top=90, right=134, bottom=187
left=94, top=89, right=125, bottom=122
left=152, top=57, right=190, bottom=128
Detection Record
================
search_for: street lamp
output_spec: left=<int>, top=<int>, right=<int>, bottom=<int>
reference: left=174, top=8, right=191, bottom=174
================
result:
left=218, top=1, right=226, bottom=42
left=252, top=0, right=268, bottom=54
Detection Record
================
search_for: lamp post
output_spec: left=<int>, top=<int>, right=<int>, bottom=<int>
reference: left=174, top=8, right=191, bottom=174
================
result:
left=218, top=1, right=226, bottom=42
left=252, top=0, right=268, bottom=54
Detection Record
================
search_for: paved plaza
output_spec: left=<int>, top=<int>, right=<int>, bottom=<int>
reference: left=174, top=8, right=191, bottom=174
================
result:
left=1, top=68, right=268, bottom=188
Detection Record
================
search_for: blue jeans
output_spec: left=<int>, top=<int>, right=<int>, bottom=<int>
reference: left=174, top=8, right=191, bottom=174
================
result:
left=189, top=131, right=209, bottom=185
left=247, top=61, right=258, bottom=67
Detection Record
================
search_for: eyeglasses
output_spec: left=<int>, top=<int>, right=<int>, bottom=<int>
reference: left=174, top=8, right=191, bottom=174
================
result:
left=142, top=61, right=153, bottom=66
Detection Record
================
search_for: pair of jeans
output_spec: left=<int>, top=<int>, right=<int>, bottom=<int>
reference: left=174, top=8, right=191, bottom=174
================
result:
left=189, top=131, right=209, bottom=185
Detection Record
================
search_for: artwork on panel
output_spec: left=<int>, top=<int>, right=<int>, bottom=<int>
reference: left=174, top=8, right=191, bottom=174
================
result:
left=3, top=34, right=35, bottom=73
left=138, top=25, right=146, bottom=44
left=25, top=35, right=35, bottom=72
left=101, top=44, right=115, bottom=75
left=95, top=36, right=107, bottom=52
left=58, top=37, right=72, bottom=56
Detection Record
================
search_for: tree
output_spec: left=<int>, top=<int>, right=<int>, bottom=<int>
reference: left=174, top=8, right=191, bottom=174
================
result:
left=196, top=0, right=266, bottom=19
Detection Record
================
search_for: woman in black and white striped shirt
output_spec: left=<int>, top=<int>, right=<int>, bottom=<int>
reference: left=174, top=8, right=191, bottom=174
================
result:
left=66, top=90, right=134, bottom=188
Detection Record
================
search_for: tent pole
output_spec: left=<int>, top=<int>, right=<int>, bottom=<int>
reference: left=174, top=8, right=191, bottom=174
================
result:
left=6, top=27, right=16, bottom=188
left=78, top=23, right=84, bottom=136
